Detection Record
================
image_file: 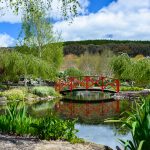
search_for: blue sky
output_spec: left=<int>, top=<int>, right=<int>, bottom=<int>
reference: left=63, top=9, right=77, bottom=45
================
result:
left=0, top=0, right=150, bottom=47
left=0, top=0, right=114, bottom=40
left=88, top=0, right=114, bottom=13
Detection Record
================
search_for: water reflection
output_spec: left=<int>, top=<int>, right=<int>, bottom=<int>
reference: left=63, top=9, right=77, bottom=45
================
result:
left=65, top=91, right=114, bottom=101
left=54, top=100, right=121, bottom=124
left=0, top=98, right=131, bottom=149
left=30, top=99, right=131, bottom=149
left=76, top=124, right=131, bottom=150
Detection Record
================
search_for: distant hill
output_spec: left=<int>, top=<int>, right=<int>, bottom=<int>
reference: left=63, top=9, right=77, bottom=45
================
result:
left=1, top=40, right=150, bottom=57
left=63, top=40, right=150, bottom=56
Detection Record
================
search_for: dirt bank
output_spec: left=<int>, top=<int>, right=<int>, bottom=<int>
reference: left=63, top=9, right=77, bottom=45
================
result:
left=0, top=134, right=113, bottom=150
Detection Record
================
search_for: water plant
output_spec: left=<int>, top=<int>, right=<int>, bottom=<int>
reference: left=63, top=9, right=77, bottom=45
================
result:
left=105, top=97, right=150, bottom=150
left=0, top=102, right=79, bottom=142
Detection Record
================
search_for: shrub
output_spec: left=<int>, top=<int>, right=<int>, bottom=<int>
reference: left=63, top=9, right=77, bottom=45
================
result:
left=105, top=97, right=150, bottom=150
left=2, top=88, right=25, bottom=101
left=31, top=117, right=78, bottom=141
left=31, top=86, right=59, bottom=97
left=0, top=102, right=79, bottom=142
left=0, top=84, right=8, bottom=90
left=64, top=67, right=83, bottom=77
left=120, top=86, right=144, bottom=91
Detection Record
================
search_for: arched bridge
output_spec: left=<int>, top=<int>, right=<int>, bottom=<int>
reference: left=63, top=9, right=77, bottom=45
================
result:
left=55, top=76, right=120, bottom=95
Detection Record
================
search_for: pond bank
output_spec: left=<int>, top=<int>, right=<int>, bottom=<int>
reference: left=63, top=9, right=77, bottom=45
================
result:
left=115, top=90, right=150, bottom=100
left=0, top=134, right=112, bottom=150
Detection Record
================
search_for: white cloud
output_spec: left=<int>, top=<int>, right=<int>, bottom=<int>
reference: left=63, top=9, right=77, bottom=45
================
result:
left=45, top=0, right=90, bottom=20
left=0, top=34, right=16, bottom=47
left=0, top=2, right=22, bottom=23
left=53, top=0, right=150, bottom=41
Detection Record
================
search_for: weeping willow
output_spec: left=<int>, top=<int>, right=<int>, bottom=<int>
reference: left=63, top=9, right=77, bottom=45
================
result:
left=0, top=50, right=56, bottom=82
left=0, top=0, right=80, bottom=20
left=111, top=53, right=150, bottom=86
left=16, top=2, right=63, bottom=71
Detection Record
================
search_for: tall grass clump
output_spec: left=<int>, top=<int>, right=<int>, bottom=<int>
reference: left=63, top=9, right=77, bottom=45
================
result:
left=0, top=103, right=33, bottom=135
left=31, top=86, right=59, bottom=97
left=0, top=102, right=78, bottom=142
left=105, top=97, right=150, bottom=150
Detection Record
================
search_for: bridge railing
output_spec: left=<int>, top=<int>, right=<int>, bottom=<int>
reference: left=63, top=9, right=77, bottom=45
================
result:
left=55, top=76, right=120, bottom=93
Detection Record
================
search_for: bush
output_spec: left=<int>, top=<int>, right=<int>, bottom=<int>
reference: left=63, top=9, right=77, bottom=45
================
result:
left=106, top=97, right=150, bottom=150
left=0, top=102, right=79, bottom=142
left=0, top=84, right=8, bottom=90
left=2, top=88, right=25, bottom=101
left=64, top=67, right=83, bottom=77
left=120, top=86, right=144, bottom=91
left=31, top=117, right=78, bottom=141
left=31, top=86, right=59, bottom=97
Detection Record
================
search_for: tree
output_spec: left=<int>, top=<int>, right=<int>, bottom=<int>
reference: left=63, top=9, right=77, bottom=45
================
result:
left=0, top=50, right=56, bottom=84
left=111, top=53, right=132, bottom=80
left=0, top=0, right=80, bottom=20
left=17, top=3, right=63, bottom=71
left=111, top=53, right=150, bottom=87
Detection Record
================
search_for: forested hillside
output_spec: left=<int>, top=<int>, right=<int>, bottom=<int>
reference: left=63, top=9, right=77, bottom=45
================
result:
left=1, top=40, right=150, bottom=57
left=63, top=40, right=150, bottom=56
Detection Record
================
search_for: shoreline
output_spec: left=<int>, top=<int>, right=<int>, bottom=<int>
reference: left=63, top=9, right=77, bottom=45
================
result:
left=0, top=134, right=113, bottom=150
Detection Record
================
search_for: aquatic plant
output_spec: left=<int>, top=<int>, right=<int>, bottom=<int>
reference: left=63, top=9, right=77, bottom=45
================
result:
left=105, top=97, right=150, bottom=150
left=0, top=102, right=79, bottom=142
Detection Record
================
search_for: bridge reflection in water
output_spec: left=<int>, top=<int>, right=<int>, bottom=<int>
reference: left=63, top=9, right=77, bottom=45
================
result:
left=54, top=100, right=120, bottom=124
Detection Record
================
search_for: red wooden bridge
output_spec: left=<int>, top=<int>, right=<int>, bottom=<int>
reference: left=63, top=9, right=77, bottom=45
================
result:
left=55, top=76, right=120, bottom=95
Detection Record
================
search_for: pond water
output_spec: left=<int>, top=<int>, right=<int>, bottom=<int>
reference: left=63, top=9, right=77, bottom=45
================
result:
left=27, top=91, right=132, bottom=150
left=0, top=91, right=132, bottom=150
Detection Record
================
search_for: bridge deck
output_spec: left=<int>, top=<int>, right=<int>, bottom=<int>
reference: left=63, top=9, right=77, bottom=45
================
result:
left=60, top=87, right=116, bottom=95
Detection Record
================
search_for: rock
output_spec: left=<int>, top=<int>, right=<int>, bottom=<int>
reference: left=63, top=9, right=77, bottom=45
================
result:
left=0, top=97, right=7, bottom=101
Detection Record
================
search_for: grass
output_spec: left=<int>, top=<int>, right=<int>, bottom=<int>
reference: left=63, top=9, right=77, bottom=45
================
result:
left=105, top=97, right=150, bottom=150
left=0, top=102, right=80, bottom=142
left=120, top=86, right=144, bottom=91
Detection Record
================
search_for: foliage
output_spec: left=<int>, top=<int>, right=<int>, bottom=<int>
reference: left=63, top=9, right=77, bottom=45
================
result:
left=120, top=86, right=144, bottom=91
left=105, top=97, right=150, bottom=150
left=63, top=40, right=150, bottom=56
left=16, top=3, right=63, bottom=71
left=111, top=54, right=150, bottom=86
left=78, top=52, right=101, bottom=75
left=0, top=50, right=56, bottom=82
left=133, top=58, right=150, bottom=86
left=31, top=117, right=78, bottom=141
left=0, top=102, right=79, bottom=142
left=111, top=53, right=132, bottom=80
left=0, top=84, right=8, bottom=90
left=0, top=103, right=33, bottom=135
left=2, top=88, right=25, bottom=101
left=61, top=54, right=79, bottom=70
left=64, top=67, right=83, bottom=77
left=31, top=86, right=59, bottom=97
left=0, top=0, right=80, bottom=20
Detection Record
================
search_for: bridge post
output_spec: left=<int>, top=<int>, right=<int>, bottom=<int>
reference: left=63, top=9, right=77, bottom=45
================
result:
left=101, top=76, right=105, bottom=92
left=116, top=79, right=120, bottom=93
left=116, top=100, right=120, bottom=112
left=69, top=77, right=74, bottom=92
left=85, top=76, right=90, bottom=89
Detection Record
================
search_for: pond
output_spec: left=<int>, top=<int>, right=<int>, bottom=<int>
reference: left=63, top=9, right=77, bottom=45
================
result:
left=27, top=91, right=132, bottom=150
left=0, top=91, right=132, bottom=150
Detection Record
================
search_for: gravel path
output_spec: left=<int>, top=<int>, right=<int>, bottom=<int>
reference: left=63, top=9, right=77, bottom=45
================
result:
left=0, top=134, right=112, bottom=150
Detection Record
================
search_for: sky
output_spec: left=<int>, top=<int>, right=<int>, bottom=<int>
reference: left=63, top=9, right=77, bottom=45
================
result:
left=0, top=0, right=150, bottom=47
